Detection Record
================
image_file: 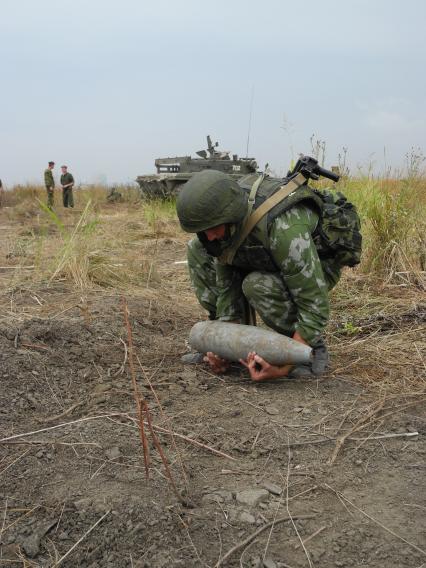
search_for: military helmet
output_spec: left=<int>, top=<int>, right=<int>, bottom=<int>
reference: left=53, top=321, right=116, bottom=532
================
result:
left=176, top=170, right=248, bottom=233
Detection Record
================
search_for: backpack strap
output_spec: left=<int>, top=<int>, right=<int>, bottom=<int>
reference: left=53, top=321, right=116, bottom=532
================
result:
left=219, top=172, right=307, bottom=265
left=246, top=172, right=265, bottom=217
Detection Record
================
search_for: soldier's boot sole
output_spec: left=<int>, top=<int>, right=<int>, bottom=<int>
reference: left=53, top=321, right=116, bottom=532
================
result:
left=181, top=352, right=205, bottom=365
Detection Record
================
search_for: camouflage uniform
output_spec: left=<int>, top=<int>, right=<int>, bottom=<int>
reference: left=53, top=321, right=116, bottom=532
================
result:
left=187, top=203, right=340, bottom=346
left=44, top=168, right=55, bottom=209
left=177, top=169, right=342, bottom=350
left=60, top=171, right=75, bottom=208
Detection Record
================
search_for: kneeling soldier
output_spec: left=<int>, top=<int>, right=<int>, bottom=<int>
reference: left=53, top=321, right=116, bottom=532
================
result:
left=176, top=169, right=342, bottom=381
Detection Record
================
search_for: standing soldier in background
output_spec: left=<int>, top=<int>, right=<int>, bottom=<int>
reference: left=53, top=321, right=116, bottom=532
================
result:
left=44, top=161, right=55, bottom=209
left=60, top=165, right=75, bottom=208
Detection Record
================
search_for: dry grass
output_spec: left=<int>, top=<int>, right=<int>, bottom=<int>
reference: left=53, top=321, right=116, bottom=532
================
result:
left=328, top=272, right=426, bottom=393
left=1, top=171, right=425, bottom=395
left=1, top=195, right=181, bottom=292
left=3, top=167, right=425, bottom=289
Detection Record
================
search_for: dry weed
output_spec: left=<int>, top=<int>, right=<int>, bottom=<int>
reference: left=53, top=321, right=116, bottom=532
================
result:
left=328, top=272, right=426, bottom=393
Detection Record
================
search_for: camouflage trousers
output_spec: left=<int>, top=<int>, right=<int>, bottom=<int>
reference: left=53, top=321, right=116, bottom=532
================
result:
left=187, top=237, right=340, bottom=341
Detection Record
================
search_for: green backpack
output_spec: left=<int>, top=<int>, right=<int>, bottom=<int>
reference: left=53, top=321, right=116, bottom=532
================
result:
left=222, top=172, right=363, bottom=269
left=312, top=188, right=362, bottom=268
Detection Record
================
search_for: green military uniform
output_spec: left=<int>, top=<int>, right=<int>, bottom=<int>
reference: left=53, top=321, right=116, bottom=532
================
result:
left=44, top=168, right=55, bottom=209
left=60, top=171, right=74, bottom=208
left=177, top=170, right=342, bottom=350
left=187, top=204, right=340, bottom=346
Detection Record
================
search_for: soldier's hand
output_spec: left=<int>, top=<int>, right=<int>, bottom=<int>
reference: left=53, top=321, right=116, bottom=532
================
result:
left=240, top=351, right=293, bottom=382
left=204, top=352, right=230, bottom=374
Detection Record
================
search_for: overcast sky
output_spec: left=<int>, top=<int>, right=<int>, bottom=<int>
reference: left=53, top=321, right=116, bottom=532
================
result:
left=1, top=0, right=425, bottom=185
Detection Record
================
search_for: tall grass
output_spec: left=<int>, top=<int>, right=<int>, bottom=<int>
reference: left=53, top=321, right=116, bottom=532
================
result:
left=143, top=198, right=177, bottom=235
left=340, top=156, right=425, bottom=288
left=40, top=200, right=99, bottom=287
left=28, top=200, right=156, bottom=289
left=2, top=161, right=425, bottom=289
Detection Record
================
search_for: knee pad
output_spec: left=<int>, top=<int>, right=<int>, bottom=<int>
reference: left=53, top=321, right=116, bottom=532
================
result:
left=242, top=271, right=264, bottom=300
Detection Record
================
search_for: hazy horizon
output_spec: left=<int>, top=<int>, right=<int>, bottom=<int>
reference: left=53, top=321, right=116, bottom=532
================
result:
left=2, top=0, right=425, bottom=186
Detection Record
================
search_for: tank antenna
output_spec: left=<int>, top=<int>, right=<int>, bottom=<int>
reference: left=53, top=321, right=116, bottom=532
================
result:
left=245, top=84, right=255, bottom=158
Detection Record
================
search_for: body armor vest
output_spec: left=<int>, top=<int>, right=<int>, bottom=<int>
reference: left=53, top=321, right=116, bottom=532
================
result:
left=225, top=174, right=323, bottom=272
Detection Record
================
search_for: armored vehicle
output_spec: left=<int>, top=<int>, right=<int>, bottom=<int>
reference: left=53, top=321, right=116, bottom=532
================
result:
left=136, top=135, right=258, bottom=198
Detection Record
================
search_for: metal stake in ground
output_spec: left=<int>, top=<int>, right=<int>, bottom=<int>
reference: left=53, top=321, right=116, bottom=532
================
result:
left=122, top=296, right=150, bottom=477
left=121, top=297, right=188, bottom=506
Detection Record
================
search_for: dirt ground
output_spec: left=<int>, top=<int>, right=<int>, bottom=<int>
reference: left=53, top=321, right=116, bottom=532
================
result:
left=0, top=205, right=425, bottom=568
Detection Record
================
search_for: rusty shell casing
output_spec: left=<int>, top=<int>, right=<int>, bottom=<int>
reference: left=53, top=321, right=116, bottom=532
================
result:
left=189, top=321, right=312, bottom=365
